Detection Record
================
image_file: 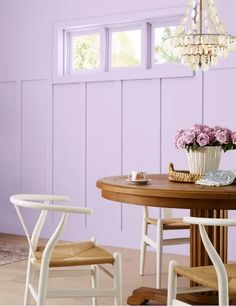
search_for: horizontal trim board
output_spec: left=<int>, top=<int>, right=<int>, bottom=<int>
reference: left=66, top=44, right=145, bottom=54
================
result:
left=53, top=66, right=194, bottom=84
left=53, top=6, right=185, bottom=30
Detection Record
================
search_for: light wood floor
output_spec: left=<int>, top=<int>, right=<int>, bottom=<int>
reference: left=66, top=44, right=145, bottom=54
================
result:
left=0, top=233, right=189, bottom=305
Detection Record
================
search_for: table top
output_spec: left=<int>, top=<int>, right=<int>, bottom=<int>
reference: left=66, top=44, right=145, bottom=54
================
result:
left=96, top=174, right=236, bottom=209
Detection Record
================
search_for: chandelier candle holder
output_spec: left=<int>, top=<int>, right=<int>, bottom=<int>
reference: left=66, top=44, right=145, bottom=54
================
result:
left=164, top=0, right=236, bottom=71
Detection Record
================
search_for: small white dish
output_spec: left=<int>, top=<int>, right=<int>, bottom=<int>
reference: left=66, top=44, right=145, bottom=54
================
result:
left=126, top=178, right=151, bottom=185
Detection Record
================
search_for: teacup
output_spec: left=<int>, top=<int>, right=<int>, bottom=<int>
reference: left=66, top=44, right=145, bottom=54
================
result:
left=128, top=170, right=146, bottom=181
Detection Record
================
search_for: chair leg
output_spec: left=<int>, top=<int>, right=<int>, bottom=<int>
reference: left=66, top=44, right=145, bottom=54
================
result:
left=113, top=252, right=122, bottom=306
left=156, top=219, right=163, bottom=289
left=139, top=220, right=148, bottom=275
left=24, top=258, right=34, bottom=306
left=167, top=261, right=178, bottom=306
left=37, top=263, right=49, bottom=306
left=91, top=264, right=98, bottom=306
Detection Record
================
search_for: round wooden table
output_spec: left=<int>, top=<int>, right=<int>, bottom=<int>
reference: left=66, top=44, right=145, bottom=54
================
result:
left=96, top=174, right=236, bottom=305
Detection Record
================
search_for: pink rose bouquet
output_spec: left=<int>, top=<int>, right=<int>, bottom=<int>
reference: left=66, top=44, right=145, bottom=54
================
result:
left=175, top=124, right=236, bottom=152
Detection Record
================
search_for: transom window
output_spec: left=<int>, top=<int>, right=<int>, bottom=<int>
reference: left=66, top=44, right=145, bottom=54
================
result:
left=62, top=23, right=180, bottom=75
left=53, top=13, right=192, bottom=82
left=71, top=33, right=101, bottom=71
left=153, top=25, right=181, bottom=65
left=110, top=29, right=142, bottom=68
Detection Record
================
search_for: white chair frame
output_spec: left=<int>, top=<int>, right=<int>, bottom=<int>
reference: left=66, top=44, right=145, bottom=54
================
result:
left=10, top=194, right=122, bottom=306
left=167, top=216, right=236, bottom=306
left=140, top=207, right=190, bottom=288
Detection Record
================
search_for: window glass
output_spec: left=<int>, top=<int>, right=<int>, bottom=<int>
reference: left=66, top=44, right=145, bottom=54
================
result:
left=111, top=29, right=141, bottom=68
left=72, top=34, right=100, bottom=71
left=154, top=26, right=180, bottom=64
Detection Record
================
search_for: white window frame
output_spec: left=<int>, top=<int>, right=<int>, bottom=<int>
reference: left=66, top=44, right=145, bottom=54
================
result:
left=53, top=7, right=193, bottom=84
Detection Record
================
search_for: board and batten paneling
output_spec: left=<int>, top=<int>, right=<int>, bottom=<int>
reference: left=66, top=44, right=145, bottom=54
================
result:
left=22, top=80, right=52, bottom=193
left=21, top=80, right=53, bottom=235
left=204, top=68, right=236, bottom=261
left=0, top=82, right=21, bottom=233
left=204, top=68, right=236, bottom=170
left=53, top=83, right=87, bottom=241
left=121, top=79, right=161, bottom=248
left=161, top=73, right=203, bottom=255
left=161, top=72, right=203, bottom=172
left=86, top=81, right=122, bottom=245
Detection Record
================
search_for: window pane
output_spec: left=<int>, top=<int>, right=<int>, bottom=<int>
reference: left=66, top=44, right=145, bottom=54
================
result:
left=111, top=30, right=141, bottom=68
left=72, top=34, right=100, bottom=71
left=154, top=26, right=180, bottom=64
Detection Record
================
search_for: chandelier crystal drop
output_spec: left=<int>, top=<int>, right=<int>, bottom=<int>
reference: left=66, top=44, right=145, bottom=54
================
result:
left=164, top=0, right=236, bottom=71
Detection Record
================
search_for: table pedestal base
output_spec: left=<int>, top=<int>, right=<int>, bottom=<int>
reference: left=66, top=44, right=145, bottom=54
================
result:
left=127, top=287, right=236, bottom=305
left=127, top=287, right=207, bottom=305
left=127, top=287, right=167, bottom=305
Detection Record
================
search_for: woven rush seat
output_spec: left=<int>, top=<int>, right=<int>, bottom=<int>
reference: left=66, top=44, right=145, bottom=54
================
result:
left=174, top=264, right=236, bottom=295
left=35, top=241, right=115, bottom=267
left=145, top=217, right=190, bottom=230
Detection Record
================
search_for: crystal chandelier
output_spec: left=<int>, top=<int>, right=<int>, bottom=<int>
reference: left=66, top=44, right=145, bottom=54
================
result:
left=164, top=0, right=236, bottom=71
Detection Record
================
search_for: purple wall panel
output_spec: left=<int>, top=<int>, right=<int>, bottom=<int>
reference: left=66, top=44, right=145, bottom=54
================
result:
left=0, top=82, right=21, bottom=233
left=21, top=80, right=53, bottom=235
left=86, top=81, right=122, bottom=245
left=122, top=79, right=161, bottom=248
left=22, top=80, right=51, bottom=194
left=161, top=73, right=203, bottom=255
left=53, top=83, right=87, bottom=241
left=204, top=69, right=236, bottom=170
left=161, top=72, right=203, bottom=172
left=204, top=68, right=236, bottom=261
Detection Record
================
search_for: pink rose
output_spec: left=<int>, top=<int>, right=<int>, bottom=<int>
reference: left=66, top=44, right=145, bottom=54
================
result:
left=208, top=130, right=216, bottom=144
left=182, top=130, right=195, bottom=145
left=175, top=136, right=185, bottom=149
left=202, top=127, right=212, bottom=134
left=175, top=129, right=184, bottom=140
left=215, top=129, right=230, bottom=144
left=213, top=125, right=223, bottom=132
left=231, top=132, right=236, bottom=144
left=196, top=133, right=210, bottom=146
left=192, top=124, right=209, bottom=131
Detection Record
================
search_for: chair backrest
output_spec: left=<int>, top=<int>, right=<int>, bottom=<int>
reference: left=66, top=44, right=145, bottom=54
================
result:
left=10, top=194, right=92, bottom=262
left=144, top=206, right=173, bottom=219
left=162, top=208, right=173, bottom=219
left=183, top=216, right=236, bottom=306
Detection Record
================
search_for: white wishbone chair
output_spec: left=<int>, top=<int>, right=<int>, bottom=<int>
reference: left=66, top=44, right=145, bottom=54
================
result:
left=168, top=216, right=236, bottom=306
left=10, top=194, right=122, bottom=306
left=140, top=207, right=190, bottom=288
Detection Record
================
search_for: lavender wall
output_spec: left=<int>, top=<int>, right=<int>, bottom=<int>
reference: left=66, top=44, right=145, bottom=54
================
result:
left=0, top=0, right=236, bottom=259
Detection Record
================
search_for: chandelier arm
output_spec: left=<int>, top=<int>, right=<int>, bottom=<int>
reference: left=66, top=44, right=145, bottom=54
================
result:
left=180, top=0, right=193, bottom=28
left=205, top=0, right=226, bottom=34
left=190, top=0, right=199, bottom=34
left=202, top=1, right=214, bottom=34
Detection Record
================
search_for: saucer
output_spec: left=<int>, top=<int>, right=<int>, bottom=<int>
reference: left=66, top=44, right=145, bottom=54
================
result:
left=126, top=178, right=151, bottom=185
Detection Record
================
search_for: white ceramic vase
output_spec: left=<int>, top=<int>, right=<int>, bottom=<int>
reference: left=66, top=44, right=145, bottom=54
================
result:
left=186, top=146, right=222, bottom=174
